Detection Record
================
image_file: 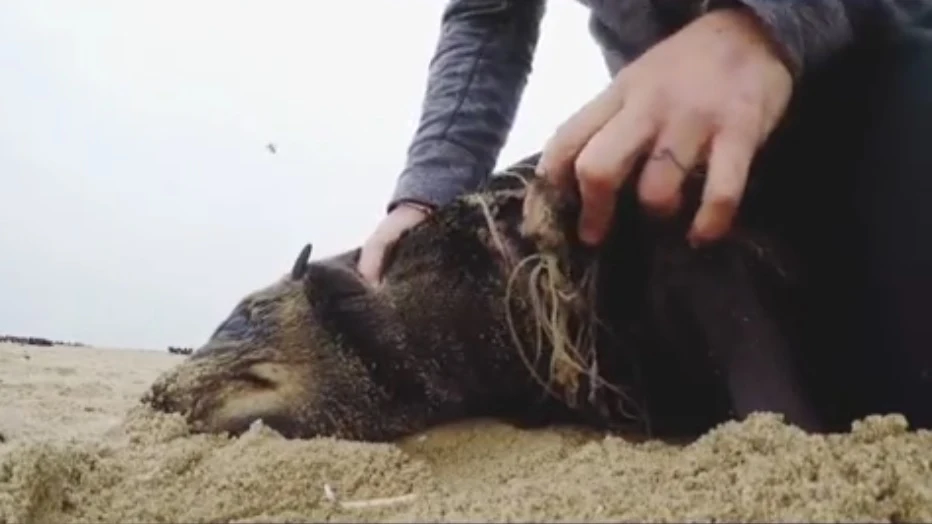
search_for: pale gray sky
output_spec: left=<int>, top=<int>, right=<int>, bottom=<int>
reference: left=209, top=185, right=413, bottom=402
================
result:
left=0, top=1, right=608, bottom=350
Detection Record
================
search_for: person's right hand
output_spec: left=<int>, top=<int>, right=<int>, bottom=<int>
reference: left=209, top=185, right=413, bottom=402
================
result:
left=358, top=202, right=432, bottom=284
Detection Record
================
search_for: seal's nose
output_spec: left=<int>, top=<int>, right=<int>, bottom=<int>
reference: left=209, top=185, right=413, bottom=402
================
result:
left=140, top=376, right=181, bottom=414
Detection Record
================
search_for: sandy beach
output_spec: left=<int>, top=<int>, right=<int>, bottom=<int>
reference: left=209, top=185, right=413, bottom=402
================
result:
left=1, top=341, right=931, bottom=523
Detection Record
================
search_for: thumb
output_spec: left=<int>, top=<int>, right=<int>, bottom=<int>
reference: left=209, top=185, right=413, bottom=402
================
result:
left=358, top=236, right=389, bottom=285
left=357, top=205, right=429, bottom=284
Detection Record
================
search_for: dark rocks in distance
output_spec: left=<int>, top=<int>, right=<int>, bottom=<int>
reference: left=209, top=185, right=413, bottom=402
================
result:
left=0, top=335, right=85, bottom=348
left=1, top=334, right=193, bottom=355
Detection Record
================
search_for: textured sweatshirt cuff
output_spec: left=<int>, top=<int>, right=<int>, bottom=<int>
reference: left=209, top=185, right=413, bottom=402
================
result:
left=388, top=139, right=493, bottom=213
left=712, top=0, right=854, bottom=78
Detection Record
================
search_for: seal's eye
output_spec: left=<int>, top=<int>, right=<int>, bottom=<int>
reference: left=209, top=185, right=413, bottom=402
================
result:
left=237, top=370, right=275, bottom=389
left=211, top=303, right=253, bottom=341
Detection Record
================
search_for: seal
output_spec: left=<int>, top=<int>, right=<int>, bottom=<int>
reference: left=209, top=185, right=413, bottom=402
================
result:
left=142, top=153, right=842, bottom=441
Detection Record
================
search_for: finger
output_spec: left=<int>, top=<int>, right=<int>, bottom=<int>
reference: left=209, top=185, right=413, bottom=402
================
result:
left=688, top=127, right=756, bottom=245
left=537, top=80, right=627, bottom=191
left=637, top=115, right=711, bottom=218
left=573, top=102, right=658, bottom=245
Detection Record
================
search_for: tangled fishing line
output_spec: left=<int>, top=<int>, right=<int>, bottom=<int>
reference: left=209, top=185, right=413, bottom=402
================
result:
left=471, top=172, right=643, bottom=424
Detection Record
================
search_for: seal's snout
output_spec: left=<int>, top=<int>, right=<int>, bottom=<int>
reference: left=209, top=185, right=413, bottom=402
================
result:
left=140, top=374, right=180, bottom=414
left=140, top=244, right=330, bottom=438
left=142, top=347, right=320, bottom=438
left=234, top=362, right=282, bottom=390
left=199, top=360, right=313, bottom=437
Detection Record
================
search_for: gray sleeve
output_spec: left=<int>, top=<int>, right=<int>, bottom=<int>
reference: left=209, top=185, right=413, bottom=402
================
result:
left=388, top=0, right=546, bottom=212
left=712, top=0, right=913, bottom=77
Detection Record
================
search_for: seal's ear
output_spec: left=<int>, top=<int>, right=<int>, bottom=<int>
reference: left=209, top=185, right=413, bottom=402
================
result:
left=290, top=243, right=313, bottom=280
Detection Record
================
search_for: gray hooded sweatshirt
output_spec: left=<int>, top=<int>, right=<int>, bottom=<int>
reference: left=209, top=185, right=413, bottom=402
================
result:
left=389, top=0, right=912, bottom=212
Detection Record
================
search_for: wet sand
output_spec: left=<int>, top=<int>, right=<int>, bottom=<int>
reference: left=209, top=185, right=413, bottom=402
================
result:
left=1, top=342, right=931, bottom=523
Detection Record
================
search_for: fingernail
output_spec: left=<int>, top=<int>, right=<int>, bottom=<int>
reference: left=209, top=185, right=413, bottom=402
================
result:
left=687, top=229, right=703, bottom=249
left=643, top=204, right=676, bottom=221
left=579, top=227, right=598, bottom=246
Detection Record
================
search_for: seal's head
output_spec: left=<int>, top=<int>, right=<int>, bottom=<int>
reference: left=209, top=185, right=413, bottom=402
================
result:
left=142, top=244, right=360, bottom=439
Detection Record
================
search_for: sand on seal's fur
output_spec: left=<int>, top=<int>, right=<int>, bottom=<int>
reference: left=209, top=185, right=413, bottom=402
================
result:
left=2, top=342, right=931, bottom=523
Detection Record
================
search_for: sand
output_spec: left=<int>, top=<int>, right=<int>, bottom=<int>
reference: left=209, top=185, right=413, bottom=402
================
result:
left=1, top=342, right=931, bottom=523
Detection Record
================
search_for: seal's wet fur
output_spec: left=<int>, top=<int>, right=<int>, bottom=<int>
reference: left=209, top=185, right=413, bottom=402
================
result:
left=143, top=154, right=855, bottom=441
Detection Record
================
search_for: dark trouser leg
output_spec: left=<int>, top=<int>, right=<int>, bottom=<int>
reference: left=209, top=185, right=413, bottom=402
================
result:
left=852, top=21, right=932, bottom=428
left=747, top=13, right=932, bottom=429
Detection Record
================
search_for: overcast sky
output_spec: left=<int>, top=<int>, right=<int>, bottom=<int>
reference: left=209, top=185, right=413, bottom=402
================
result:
left=0, top=1, right=609, bottom=350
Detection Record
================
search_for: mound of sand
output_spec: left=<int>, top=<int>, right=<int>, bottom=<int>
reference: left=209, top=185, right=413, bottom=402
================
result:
left=1, top=343, right=931, bottom=523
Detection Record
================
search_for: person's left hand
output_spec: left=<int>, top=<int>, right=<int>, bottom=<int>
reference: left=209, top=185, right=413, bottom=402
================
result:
left=537, top=8, right=793, bottom=247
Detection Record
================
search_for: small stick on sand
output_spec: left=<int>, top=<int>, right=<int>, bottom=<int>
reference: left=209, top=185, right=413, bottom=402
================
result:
left=338, top=493, right=419, bottom=510
left=322, top=483, right=418, bottom=510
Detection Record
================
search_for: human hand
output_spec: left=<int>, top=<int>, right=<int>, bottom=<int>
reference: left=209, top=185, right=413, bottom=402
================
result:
left=537, top=8, right=793, bottom=247
left=358, top=202, right=432, bottom=284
